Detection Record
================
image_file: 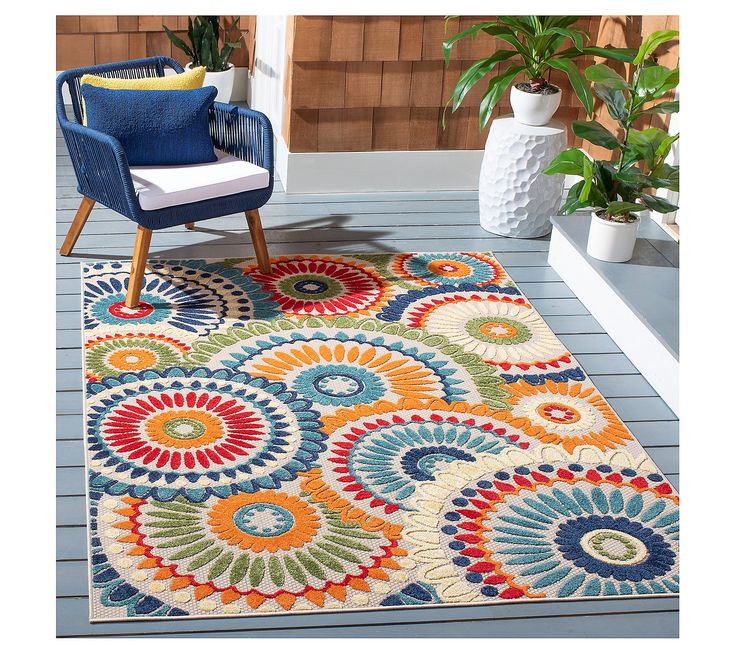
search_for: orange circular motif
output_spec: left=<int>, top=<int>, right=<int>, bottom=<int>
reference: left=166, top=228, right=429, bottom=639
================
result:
left=145, top=409, right=224, bottom=449
left=107, top=348, right=158, bottom=371
left=426, top=259, right=473, bottom=278
left=478, top=321, right=518, bottom=339
left=207, top=490, right=320, bottom=553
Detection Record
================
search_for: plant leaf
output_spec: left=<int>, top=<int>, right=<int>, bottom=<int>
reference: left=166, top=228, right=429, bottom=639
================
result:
left=639, top=193, right=679, bottom=213
left=593, top=84, right=628, bottom=122
left=585, top=64, right=630, bottom=90
left=634, top=100, right=679, bottom=116
left=636, top=65, right=677, bottom=99
left=606, top=201, right=645, bottom=216
left=634, top=29, right=679, bottom=64
left=548, top=57, right=594, bottom=115
left=545, top=26, right=584, bottom=50
left=559, top=180, right=587, bottom=214
left=162, top=25, right=194, bottom=60
left=478, top=65, right=525, bottom=128
left=544, top=148, right=589, bottom=176
left=449, top=51, right=517, bottom=112
left=442, top=21, right=497, bottom=65
left=572, top=120, right=622, bottom=149
left=583, top=46, right=637, bottom=62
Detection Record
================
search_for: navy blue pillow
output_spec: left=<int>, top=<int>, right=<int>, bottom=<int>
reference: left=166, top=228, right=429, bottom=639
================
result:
left=81, top=85, right=218, bottom=166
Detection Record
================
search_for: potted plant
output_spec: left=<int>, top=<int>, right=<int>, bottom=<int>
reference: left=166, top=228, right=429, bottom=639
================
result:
left=443, top=16, right=635, bottom=127
left=544, top=29, right=679, bottom=262
left=163, top=16, right=246, bottom=102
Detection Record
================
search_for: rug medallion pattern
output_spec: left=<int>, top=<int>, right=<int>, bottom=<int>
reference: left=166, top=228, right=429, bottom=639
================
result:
left=81, top=253, right=679, bottom=621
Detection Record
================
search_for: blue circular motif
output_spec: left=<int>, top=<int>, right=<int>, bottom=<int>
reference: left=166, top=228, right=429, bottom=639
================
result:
left=83, top=260, right=279, bottom=335
left=400, top=445, right=476, bottom=481
left=556, top=515, right=675, bottom=581
left=293, top=279, right=330, bottom=294
left=293, top=363, right=385, bottom=407
left=85, top=367, right=326, bottom=502
left=233, top=503, right=295, bottom=537
left=437, top=464, right=680, bottom=598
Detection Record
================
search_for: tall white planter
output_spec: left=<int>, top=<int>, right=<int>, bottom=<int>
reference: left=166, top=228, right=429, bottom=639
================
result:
left=586, top=211, right=641, bottom=262
left=186, top=63, right=236, bottom=102
left=479, top=116, right=567, bottom=238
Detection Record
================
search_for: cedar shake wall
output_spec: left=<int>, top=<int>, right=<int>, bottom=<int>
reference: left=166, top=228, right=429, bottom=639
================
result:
left=56, top=16, right=256, bottom=72
left=282, top=15, right=679, bottom=159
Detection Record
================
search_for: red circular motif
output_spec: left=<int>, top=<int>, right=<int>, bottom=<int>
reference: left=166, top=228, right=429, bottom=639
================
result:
left=107, top=300, right=155, bottom=319
left=99, top=390, right=267, bottom=471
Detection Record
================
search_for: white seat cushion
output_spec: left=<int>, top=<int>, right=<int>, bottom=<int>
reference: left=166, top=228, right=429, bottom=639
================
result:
left=130, top=149, right=270, bottom=211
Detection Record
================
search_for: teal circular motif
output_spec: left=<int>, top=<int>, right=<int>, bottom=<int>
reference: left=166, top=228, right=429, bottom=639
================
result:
left=393, top=252, right=505, bottom=287
left=279, top=274, right=342, bottom=300
left=464, top=316, right=532, bottom=345
left=293, top=363, right=385, bottom=407
left=232, top=503, right=295, bottom=537
left=162, top=417, right=207, bottom=440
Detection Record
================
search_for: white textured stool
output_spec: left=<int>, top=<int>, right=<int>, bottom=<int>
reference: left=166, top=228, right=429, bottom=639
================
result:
left=479, top=116, right=567, bottom=238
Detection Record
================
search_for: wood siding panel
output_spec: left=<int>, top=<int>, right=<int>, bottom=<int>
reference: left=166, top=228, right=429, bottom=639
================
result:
left=345, top=62, right=383, bottom=108
left=291, top=62, right=346, bottom=109
left=330, top=17, right=365, bottom=61
left=56, top=35, right=95, bottom=70
left=372, top=108, right=411, bottom=150
left=79, top=16, right=118, bottom=33
left=317, top=109, right=373, bottom=151
left=363, top=17, right=401, bottom=61
left=291, top=16, right=332, bottom=61
left=117, top=16, right=139, bottom=32
left=94, top=34, right=129, bottom=64
left=398, top=17, right=424, bottom=60
left=380, top=61, right=412, bottom=107
left=145, top=31, right=171, bottom=58
left=57, top=16, right=80, bottom=34
left=409, top=61, right=444, bottom=107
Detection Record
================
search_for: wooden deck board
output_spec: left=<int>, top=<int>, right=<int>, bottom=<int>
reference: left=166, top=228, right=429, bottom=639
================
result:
left=56, top=132, right=679, bottom=637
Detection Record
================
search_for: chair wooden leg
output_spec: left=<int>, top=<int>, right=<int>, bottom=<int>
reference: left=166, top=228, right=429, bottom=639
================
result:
left=185, top=222, right=195, bottom=230
left=246, top=209, right=271, bottom=273
left=125, top=226, right=153, bottom=308
left=59, top=196, right=95, bottom=256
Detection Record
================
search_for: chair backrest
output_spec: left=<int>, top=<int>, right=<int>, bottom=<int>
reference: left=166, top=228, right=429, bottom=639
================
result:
left=56, top=56, right=185, bottom=124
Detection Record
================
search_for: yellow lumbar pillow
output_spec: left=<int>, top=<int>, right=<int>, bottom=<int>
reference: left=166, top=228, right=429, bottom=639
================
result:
left=79, top=66, right=206, bottom=124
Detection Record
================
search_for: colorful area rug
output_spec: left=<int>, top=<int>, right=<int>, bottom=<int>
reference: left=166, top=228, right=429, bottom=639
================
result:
left=82, top=253, right=679, bottom=622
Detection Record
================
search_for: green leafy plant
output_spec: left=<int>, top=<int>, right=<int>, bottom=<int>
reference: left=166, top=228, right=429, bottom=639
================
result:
left=443, top=16, right=636, bottom=128
left=544, top=29, right=679, bottom=222
left=163, top=16, right=245, bottom=72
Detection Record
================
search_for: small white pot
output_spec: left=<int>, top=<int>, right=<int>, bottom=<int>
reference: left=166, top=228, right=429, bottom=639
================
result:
left=510, top=84, right=562, bottom=126
left=586, top=211, right=640, bottom=262
left=186, top=63, right=235, bottom=103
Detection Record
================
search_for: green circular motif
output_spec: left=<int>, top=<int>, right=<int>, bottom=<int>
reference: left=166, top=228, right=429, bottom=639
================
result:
left=86, top=336, right=184, bottom=379
left=162, top=417, right=207, bottom=440
left=581, top=529, right=648, bottom=564
left=464, top=316, right=532, bottom=345
left=278, top=274, right=343, bottom=300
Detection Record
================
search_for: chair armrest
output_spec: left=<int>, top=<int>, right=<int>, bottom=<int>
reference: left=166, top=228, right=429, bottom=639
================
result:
left=59, top=120, right=140, bottom=218
left=209, top=103, right=274, bottom=178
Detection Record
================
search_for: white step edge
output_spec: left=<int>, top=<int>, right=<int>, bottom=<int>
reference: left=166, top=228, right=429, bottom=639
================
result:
left=548, top=226, right=679, bottom=416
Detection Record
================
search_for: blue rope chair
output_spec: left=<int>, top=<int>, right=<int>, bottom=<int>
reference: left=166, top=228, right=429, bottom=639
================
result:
left=56, top=56, right=274, bottom=307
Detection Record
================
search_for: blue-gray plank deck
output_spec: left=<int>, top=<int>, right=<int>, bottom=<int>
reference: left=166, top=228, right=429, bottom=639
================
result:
left=56, top=126, right=679, bottom=638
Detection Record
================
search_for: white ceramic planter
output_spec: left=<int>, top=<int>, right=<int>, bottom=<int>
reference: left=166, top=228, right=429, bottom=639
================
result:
left=510, top=85, right=562, bottom=126
left=479, top=116, right=567, bottom=238
left=186, top=63, right=235, bottom=102
left=586, top=211, right=640, bottom=262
